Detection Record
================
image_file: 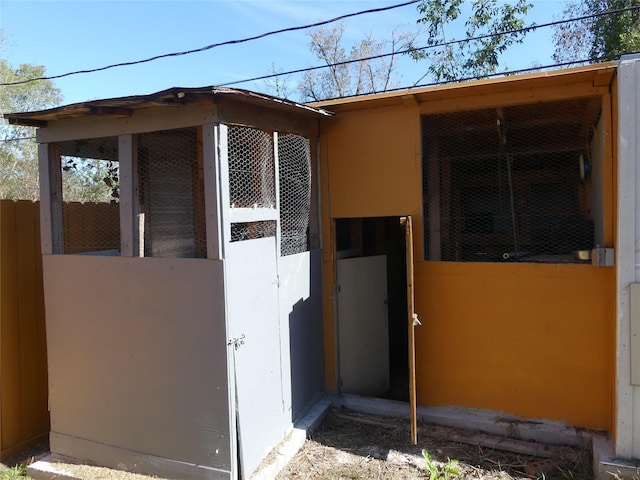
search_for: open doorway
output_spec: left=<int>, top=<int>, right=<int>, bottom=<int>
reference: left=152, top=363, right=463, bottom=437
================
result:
left=335, top=216, right=409, bottom=402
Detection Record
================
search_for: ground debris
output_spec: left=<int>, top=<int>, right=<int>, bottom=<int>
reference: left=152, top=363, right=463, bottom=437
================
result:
left=276, top=409, right=592, bottom=480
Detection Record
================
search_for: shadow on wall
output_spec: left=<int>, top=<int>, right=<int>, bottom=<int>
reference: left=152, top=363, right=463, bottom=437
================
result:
left=287, top=250, right=325, bottom=422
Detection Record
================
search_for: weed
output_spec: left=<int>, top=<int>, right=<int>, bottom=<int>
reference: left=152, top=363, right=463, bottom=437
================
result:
left=0, top=461, right=29, bottom=480
left=422, top=449, right=460, bottom=480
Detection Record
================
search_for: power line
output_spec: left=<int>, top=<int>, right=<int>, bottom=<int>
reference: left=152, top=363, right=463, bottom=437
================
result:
left=0, top=0, right=419, bottom=87
left=380, top=54, right=623, bottom=98
left=219, top=4, right=640, bottom=89
left=1, top=2, right=637, bottom=98
left=1, top=136, right=36, bottom=143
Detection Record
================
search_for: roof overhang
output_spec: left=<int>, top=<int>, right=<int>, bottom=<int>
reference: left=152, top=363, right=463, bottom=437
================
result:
left=311, top=62, right=617, bottom=112
left=4, top=86, right=333, bottom=127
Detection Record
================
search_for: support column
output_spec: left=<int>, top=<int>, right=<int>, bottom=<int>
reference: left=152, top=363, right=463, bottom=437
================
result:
left=616, top=54, right=640, bottom=459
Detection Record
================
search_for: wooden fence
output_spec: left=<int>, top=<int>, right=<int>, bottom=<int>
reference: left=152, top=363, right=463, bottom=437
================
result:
left=0, top=199, right=120, bottom=459
left=0, top=200, right=48, bottom=459
left=63, top=202, right=120, bottom=254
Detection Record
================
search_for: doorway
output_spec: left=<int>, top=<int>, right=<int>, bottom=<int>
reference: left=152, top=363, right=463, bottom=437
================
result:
left=335, top=216, right=409, bottom=402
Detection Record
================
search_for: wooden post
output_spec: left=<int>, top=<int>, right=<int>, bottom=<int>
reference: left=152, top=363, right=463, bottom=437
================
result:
left=118, top=134, right=138, bottom=257
left=403, top=216, right=419, bottom=445
left=193, top=127, right=207, bottom=259
left=39, top=143, right=63, bottom=254
left=274, top=132, right=281, bottom=258
left=203, top=124, right=223, bottom=260
left=426, top=130, right=441, bottom=261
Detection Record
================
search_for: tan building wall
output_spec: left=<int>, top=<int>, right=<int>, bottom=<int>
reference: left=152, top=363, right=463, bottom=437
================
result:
left=318, top=64, right=616, bottom=431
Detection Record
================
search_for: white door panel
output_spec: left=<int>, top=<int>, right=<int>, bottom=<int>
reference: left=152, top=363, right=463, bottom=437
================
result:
left=337, top=255, right=390, bottom=396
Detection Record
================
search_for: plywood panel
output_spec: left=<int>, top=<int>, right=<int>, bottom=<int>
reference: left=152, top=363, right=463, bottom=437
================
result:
left=324, top=105, right=421, bottom=219
left=226, top=237, right=286, bottom=477
left=414, top=262, right=614, bottom=430
left=278, top=250, right=324, bottom=421
left=43, top=255, right=232, bottom=475
left=337, top=255, right=390, bottom=396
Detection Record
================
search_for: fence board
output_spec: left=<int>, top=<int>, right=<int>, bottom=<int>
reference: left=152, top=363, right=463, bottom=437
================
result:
left=0, top=200, right=23, bottom=450
left=1, top=199, right=120, bottom=459
left=0, top=200, right=49, bottom=459
left=16, top=200, right=48, bottom=439
left=63, top=202, right=119, bottom=254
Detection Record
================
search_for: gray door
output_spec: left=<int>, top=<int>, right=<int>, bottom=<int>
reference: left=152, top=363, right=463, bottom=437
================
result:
left=337, top=255, right=390, bottom=395
left=226, top=236, right=284, bottom=478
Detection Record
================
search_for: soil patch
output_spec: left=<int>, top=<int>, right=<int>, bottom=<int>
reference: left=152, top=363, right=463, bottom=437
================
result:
left=275, top=409, right=592, bottom=480
left=0, top=441, right=49, bottom=472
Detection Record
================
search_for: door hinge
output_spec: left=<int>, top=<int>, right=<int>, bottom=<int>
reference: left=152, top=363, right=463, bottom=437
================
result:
left=228, top=334, right=246, bottom=350
left=412, top=314, right=422, bottom=326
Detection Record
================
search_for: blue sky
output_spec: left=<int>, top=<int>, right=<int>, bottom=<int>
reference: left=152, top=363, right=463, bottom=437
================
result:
left=0, top=0, right=564, bottom=107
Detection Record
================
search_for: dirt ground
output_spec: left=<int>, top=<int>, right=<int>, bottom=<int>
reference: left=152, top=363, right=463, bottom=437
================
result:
left=0, top=441, right=49, bottom=472
left=275, top=409, right=593, bottom=480
left=1, top=409, right=592, bottom=480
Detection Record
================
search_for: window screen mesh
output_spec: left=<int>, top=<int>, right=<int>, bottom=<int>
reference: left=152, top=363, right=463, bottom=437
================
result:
left=137, top=127, right=206, bottom=258
left=422, top=98, right=602, bottom=263
left=230, top=221, right=276, bottom=242
left=228, top=126, right=276, bottom=209
left=59, top=137, right=120, bottom=255
left=278, top=133, right=311, bottom=256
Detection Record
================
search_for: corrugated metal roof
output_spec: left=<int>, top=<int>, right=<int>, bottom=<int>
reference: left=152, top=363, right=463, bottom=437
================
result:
left=3, top=86, right=333, bottom=127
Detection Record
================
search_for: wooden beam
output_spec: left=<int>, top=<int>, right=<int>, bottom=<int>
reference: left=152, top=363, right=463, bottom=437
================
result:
left=89, top=107, right=132, bottom=118
left=420, top=82, right=610, bottom=115
left=118, top=135, right=137, bottom=257
left=9, top=118, right=47, bottom=127
left=402, top=94, right=419, bottom=109
left=403, top=216, right=418, bottom=445
left=601, top=93, right=614, bottom=247
left=38, top=143, right=63, bottom=254
left=36, top=103, right=219, bottom=144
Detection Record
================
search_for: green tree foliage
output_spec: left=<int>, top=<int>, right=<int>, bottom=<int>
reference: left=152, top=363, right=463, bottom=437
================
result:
left=552, top=0, right=640, bottom=64
left=0, top=59, right=62, bottom=200
left=1, top=56, right=116, bottom=203
left=61, top=156, right=120, bottom=203
left=296, top=22, right=417, bottom=101
left=409, top=0, right=532, bottom=82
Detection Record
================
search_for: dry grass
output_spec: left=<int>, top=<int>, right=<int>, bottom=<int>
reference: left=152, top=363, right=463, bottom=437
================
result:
left=276, top=409, right=592, bottom=480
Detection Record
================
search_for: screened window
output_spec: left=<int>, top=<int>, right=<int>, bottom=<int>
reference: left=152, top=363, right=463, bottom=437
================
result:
left=137, top=127, right=205, bottom=258
left=422, top=97, right=603, bottom=263
left=58, top=136, right=120, bottom=255
left=278, top=133, right=311, bottom=256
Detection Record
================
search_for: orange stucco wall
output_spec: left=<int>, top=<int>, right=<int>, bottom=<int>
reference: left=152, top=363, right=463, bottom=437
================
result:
left=319, top=66, right=616, bottom=431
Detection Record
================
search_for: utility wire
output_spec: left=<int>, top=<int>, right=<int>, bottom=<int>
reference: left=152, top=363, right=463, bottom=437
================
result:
left=0, top=0, right=419, bottom=87
left=372, top=54, right=622, bottom=99
left=1, top=136, right=37, bottom=142
left=219, top=4, right=640, bottom=88
left=1, top=2, right=637, bottom=96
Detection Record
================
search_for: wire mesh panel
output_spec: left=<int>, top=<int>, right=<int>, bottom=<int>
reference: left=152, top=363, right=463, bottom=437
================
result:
left=230, top=221, right=277, bottom=242
left=58, top=137, right=120, bottom=255
left=278, top=133, right=311, bottom=256
left=227, top=126, right=276, bottom=209
left=422, top=97, right=602, bottom=263
left=137, top=127, right=206, bottom=258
